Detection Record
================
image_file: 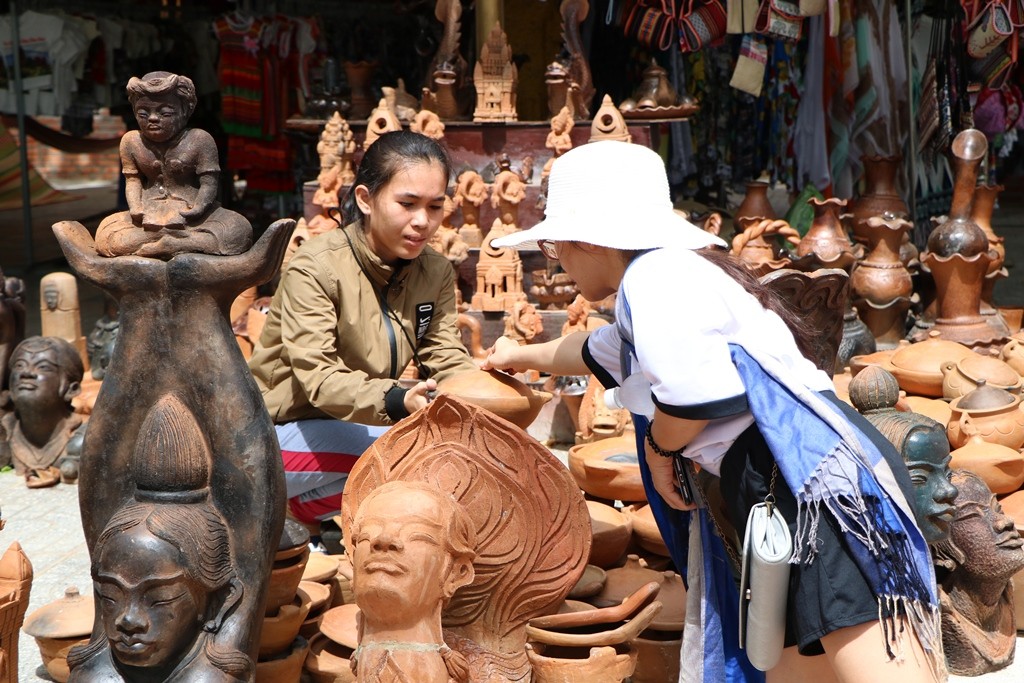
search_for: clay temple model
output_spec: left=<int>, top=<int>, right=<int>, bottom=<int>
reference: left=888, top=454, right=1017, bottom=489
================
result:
left=51, top=70, right=295, bottom=683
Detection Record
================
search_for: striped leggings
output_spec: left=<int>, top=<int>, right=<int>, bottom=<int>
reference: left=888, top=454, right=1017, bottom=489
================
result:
left=276, top=419, right=388, bottom=525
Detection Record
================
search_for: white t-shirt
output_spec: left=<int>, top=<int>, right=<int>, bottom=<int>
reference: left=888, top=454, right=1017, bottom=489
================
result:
left=584, top=247, right=833, bottom=474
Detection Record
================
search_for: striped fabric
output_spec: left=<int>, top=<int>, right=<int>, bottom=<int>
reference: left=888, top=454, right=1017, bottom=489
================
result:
left=0, top=126, right=76, bottom=210
left=214, top=15, right=267, bottom=138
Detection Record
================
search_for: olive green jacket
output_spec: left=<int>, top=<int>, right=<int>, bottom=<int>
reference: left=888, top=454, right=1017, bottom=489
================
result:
left=249, top=224, right=476, bottom=425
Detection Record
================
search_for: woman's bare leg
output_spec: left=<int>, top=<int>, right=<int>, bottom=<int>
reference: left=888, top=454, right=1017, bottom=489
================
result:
left=819, top=620, right=941, bottom=683
left=767, top=646, right=839, bottom=683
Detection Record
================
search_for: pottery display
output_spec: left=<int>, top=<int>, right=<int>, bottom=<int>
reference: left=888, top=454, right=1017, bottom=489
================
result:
left=620, top=504, right=670, bottom=557
left=730, top=218, right=799, bottom=277
left=949, top=437, right=1024, bottom=495
left=526, top=642, right=638, bottom=683
left=567, top=435, right=646, bottom=502
left=850, top=155, right=909, bottom=243
left=886, top=334, right=974, bottom=397
left=343, top=60, right=378, bottom=120
left=850, top=214, right=915, bottom=348
left=22, top=587, right=94, bottom=683
left=437, top=368, right=552, bottom=429
left=586, top=501, right=633, bottom=568
left=946, top=381, right=1024, bottom=450
left=940, top=353, right=1021, bottom=399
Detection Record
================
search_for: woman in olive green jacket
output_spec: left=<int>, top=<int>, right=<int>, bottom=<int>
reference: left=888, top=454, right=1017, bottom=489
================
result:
left=249, top=131, right=477, bottom=538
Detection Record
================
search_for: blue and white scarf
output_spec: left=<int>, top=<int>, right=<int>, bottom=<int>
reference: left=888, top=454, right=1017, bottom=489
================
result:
left=618, top=302, right=943, bottom=682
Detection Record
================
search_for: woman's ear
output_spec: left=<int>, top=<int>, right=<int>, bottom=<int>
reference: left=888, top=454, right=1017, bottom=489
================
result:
left=205, top=578, right=243, bottom=633
left=354, top=185, right=373, bottom=217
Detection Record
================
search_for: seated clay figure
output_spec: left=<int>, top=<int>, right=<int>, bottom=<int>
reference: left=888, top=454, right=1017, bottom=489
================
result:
left=0, top=337, right=83, bottom=481
left=933, top=469, right=1024, bottom=676
left=95, top=72, right=252, bottom=259
left=350, top=480, right=476, bottom=683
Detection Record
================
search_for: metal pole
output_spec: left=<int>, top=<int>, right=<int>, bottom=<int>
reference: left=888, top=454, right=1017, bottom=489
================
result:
left=10, top=0, right=34, bottom=268
left=905, top=0, right=917, bottom=225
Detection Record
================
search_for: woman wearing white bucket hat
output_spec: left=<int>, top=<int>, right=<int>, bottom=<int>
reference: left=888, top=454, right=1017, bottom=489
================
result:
left=485, top=141, right=943, bottom=683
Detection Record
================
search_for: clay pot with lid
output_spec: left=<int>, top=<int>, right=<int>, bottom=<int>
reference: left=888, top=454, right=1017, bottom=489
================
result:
left=940, top=352, right=1022, bottom=399
left=949, top=437, right=1024, bottom=495
left=587, top=501, right=633, bottom=568
left=885, top=333, right=974, bottom=397
left=592, top=555, right=685, bottom=631
left=437, top=369, right=553, bottom=429
left=946, top=380, right=1024, bottom=450
left=22, top=587, right=95, bottom=683
left=568, top=435, right=646, bottom=503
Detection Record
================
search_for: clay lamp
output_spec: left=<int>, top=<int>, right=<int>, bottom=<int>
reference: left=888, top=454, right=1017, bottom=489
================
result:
left=887, top=333, right=974, bottom=397
left=620, top=504, right=670, bottom=557
left=568, top=435, right=646, bottom=503
left=526, top=581, right=663, bottom=648
left=949, top=438, right=1024, bottom=495
left=307, top=603, right=359, bottom=683
left=940, top=352, right=1022, bottom=400
left=587, top=501, right=633, bottom=569
left=947, top=380, right=1024, bottom=450
left=22, top=586, right=94, bottom=683
left=436, top=369, right=553, bottom=429
left=297, top=580, right=333, bottom=641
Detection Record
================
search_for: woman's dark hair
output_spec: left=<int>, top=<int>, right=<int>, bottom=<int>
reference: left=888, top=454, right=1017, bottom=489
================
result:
left=339, top=130, right=453, bottom=226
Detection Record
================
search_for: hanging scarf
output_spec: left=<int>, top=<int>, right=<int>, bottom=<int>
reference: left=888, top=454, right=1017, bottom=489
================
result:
left=618, top=298, right=943, bottom=683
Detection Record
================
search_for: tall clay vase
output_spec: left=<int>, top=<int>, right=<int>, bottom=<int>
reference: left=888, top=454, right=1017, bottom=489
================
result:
left=343, top=60, right=378, bottom=120
left=850, top=155, right=909, bottom=244
left=794, top=197, right=856, bottom=271
left=734, top=181, right=775, bottom=231
left=972, top=183, right=1008, bottom=317
left=921, top=130, right=1000, bottom=349
left=851, top=215, right=914, bottom=348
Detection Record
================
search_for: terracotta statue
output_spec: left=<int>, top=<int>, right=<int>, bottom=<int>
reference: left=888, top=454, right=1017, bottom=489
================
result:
left=1, top=337, right=84, bottom=481
left=589, top=95, right=632, bottom=143
left=52, top=176, right=293, bottom=678
left=561, top=295, right=607, bottom=336
left=490, top=157, right=526, bottom=236
left=350, top=481, right=476, bottom=683
left=575, top=375, right=631, bottom=444
left=471, top=235, right=527, bottom=313
left=312, top=112, right=346, bottom=210
left=95, top=72, right=252, bottom=259
left=454, top=170, right=487, bottom=247
left=558, top=0, right=595, bottom=119
left=0, top=542, right=32, bottom=683
left=473, top=22, right=518, bottom=122
left=363, top=99, right=403, bottom=151
left=502, top=301, right=543, bottom=346
left=541, top=106, right=574, bottom=195
left=849, top=366, right=959, bottom=544
left=39, top=272, right=86, bottom=367
left=428, top=196, right=470, bottom=267
left=341, top=396, right=590, bottom=683
left=933, top=469, right=1024, bottom=675
left=424, top=0, right=471, bottom=120
left=0, top=267, right=26, bottom=398
left=382, top=78, right=419, bottom=123
left=411, top=109, right=446, bottom=140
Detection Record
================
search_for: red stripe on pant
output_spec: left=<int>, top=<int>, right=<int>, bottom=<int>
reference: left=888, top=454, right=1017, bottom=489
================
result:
left=282, top=449, right=360, bottom=525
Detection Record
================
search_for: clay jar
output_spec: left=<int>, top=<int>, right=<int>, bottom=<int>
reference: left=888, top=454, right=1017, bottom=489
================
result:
left=587, top=501, right=633, bottom=568
left=795, top=197, right=856, bottom=269
left=437, top=369, right=553, bottom=429
left=22, top=587, right=94, bottom=683
left=620, top=504, right=670, bottom=557
left=850, top=155, right=908, bottom=243
left=949, top=437, right=1024, bottom=495
left=734, top=181, right=776, bottom=229
left=941, top=353, right=1021, bottom=399
left=946, top=380, right=1024, bottom=450
left=526, top=642, right=638, bottom=683
left=568, top=435, right=646, bottom=503
left=885, top=333, right=974, bottom=397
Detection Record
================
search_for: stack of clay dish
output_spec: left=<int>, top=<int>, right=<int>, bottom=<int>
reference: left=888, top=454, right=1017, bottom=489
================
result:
left=885, top=333, right=974, bottom=397
left=568, top=435, right=646, bottom=503
left=901, top=396, right=953, bottom=427
left=306, top=603, right=359, bottom=683
left=620, top=504, right=670, bottom=557
left=437, top=369, right=553, bottom=429
left=328, top=554, right=354, bottom=608
left=568, top=564, right=607, bottom=600
left=260, top=589, right=313, bottom=660
left=298, top=580, right=334, bottom=641
left=587, top=501, right=633, bottom=568
left=22, top=587, right=94, bottom=683
left=946, top=380, right=1024, bottom=450
left=302, top=553, right=342, bottom=606
left=267, top=521, right=311, bottom=617
left=940, top=352, right=1021, bottom=399
left=950, top=437, right=1024, bottom=495
left=255, top=635, right=309, bottom=683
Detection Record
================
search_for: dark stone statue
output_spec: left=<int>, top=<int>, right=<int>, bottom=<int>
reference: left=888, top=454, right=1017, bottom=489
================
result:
left=52, top=69, right=293, bottom=681
left=86, top=297, right=120, bottom=381
left=0, top=266, right=26, bottom=399
left=934, top=469, right=1024, bottom=676
left=849, top=365, right=959, bottom=544
left=0, top=337, right=84, bottom=480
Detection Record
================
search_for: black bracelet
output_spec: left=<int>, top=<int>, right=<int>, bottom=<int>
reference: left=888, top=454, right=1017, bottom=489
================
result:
left=645, top=421, right=685, bottom=458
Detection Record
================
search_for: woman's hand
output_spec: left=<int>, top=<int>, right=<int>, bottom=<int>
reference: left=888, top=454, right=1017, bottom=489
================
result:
left=480, top=336, right=525, bottom=373
left=404, top=378, right=438, bottom=414
left=643, top=443, right=698, bottom=511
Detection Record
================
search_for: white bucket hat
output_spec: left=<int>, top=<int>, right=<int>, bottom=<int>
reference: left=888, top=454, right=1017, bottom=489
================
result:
left=491, top=140, right=725, bottom=251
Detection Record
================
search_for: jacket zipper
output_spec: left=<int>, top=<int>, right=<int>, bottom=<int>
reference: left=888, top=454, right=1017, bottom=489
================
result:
left=379, top=280, right=399, bottom=379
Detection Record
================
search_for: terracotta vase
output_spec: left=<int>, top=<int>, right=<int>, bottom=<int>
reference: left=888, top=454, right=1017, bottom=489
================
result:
left=851, top=215, right=914, bottom=306
left=795, top=197, right=856, bottom=270
left=949, top=437, right=1024, bottom=495
left=973, top=183, right=1009, bottom=322
left=587, top=501, right=633, bottom=569
left=851, top=155, right=908, bottom=243
left=734, top=181, right=775, bottom=229
left=567, top=435, right=646, bottom=503
left=343, top=60, right=378, bottom=120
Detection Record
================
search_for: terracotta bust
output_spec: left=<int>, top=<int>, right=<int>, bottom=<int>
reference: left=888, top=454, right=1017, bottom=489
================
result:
left=933, top=469, right=1024, bottom=675
left=350, top=481, right=476, bottom=683
left=95, top=71, right=252, bottom=259
left=1, top=337, right=83, bottom=478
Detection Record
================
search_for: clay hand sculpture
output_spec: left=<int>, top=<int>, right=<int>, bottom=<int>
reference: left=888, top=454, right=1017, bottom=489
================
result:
left=933, top=469, right=1024, bottom=675
left=1, top=337, right=84, bottom=480
left=350, top=481, right=476, bottom=683
left=95, top=72, right=252, bottom=259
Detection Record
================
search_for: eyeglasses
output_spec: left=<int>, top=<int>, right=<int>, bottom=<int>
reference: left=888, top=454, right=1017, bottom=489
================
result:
left=537, top=239, right=558, bottom=260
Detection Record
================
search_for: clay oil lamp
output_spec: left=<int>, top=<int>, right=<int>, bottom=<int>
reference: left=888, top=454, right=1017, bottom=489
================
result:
left=949, top=437, right=1024, bottom=495
left=885, top=333, right=974, bottom=397
left=525, top=642, right=638, bottom=683
left=941, top=352, right=1021, bottom=400
left=22, top=586, right=94, bottom=683
left=947, top=380, right=1024, bottom=450
left=568, top=435, right=646, bottom=503
left=297, top=580, right=333, bottom=641
left=437, top=369, right=553, bottom=429
left=254, top=634, right=308, bottom=683
left=587, top=501, right=633, bottom=569
left=620, top=504, right=670, bottom=558
left=259, top=589, right=313, bottom=660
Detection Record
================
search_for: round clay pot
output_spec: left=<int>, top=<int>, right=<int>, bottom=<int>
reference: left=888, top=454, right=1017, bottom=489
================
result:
left=568, top=564, right=607, bottom=600
left=902, top=396, right=953, bottom=428
left=23, top=586, right=94, bottom=681
left=302, top=553, right=341, bottom=584
left=437, top=369, right=553, bottom=429
left=947, top=382, right=1024, bottom=450
left=255, top=635, right=309, bottom=683
left=591, top=555, right=662, bottom=609
left=587, top=501, right=633, bottom=568
left=526, top=642, right=638, bottom=683
left=568, top=435, right=646, bottom=503
left=631, top=629, right=682, bottom=683
left=940, top=353, right=1021, bottom=400
left=646, top=572, right=686, bottom=632
left=260, top=591, right=313, bottom=659
left=305, top=632, right=356, bottom=683
left=33, top=635, right=90, bottom=683
left=319, top=603, right=361, bottom=650
left=620, top=505, right=670, bottom=557
left=267, top=549, right=309, bottom=616
left=850, top=155, right=908, bottom=242
left=888, top=334, right=974, bottom=397
left=949, top=437, right=1024, bottom=495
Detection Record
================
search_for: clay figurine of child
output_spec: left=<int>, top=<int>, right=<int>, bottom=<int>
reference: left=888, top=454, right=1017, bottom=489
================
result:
left=95, top=71, right=252, bottom=260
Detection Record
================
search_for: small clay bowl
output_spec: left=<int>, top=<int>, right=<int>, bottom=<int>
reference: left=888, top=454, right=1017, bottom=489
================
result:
left=568, top=436, right=646, bottom=503
left=302, top=553, right=341, bottom=584
left=266, top=550, right=309, bottom=617
left=254, top=635, right=309, bottom=683
left=319, top=603, right=361, bottom=650
left=297, top=580, right=332, bottom=616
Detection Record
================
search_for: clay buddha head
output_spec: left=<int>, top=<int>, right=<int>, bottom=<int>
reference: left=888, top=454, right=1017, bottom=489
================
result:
left=42, top=282, right=60, bottom=311
left=127, top=72, right=197, bottom=145
left=350, top=480, right=476, bottom=629
left=9, top=336, right=83, bottom=418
